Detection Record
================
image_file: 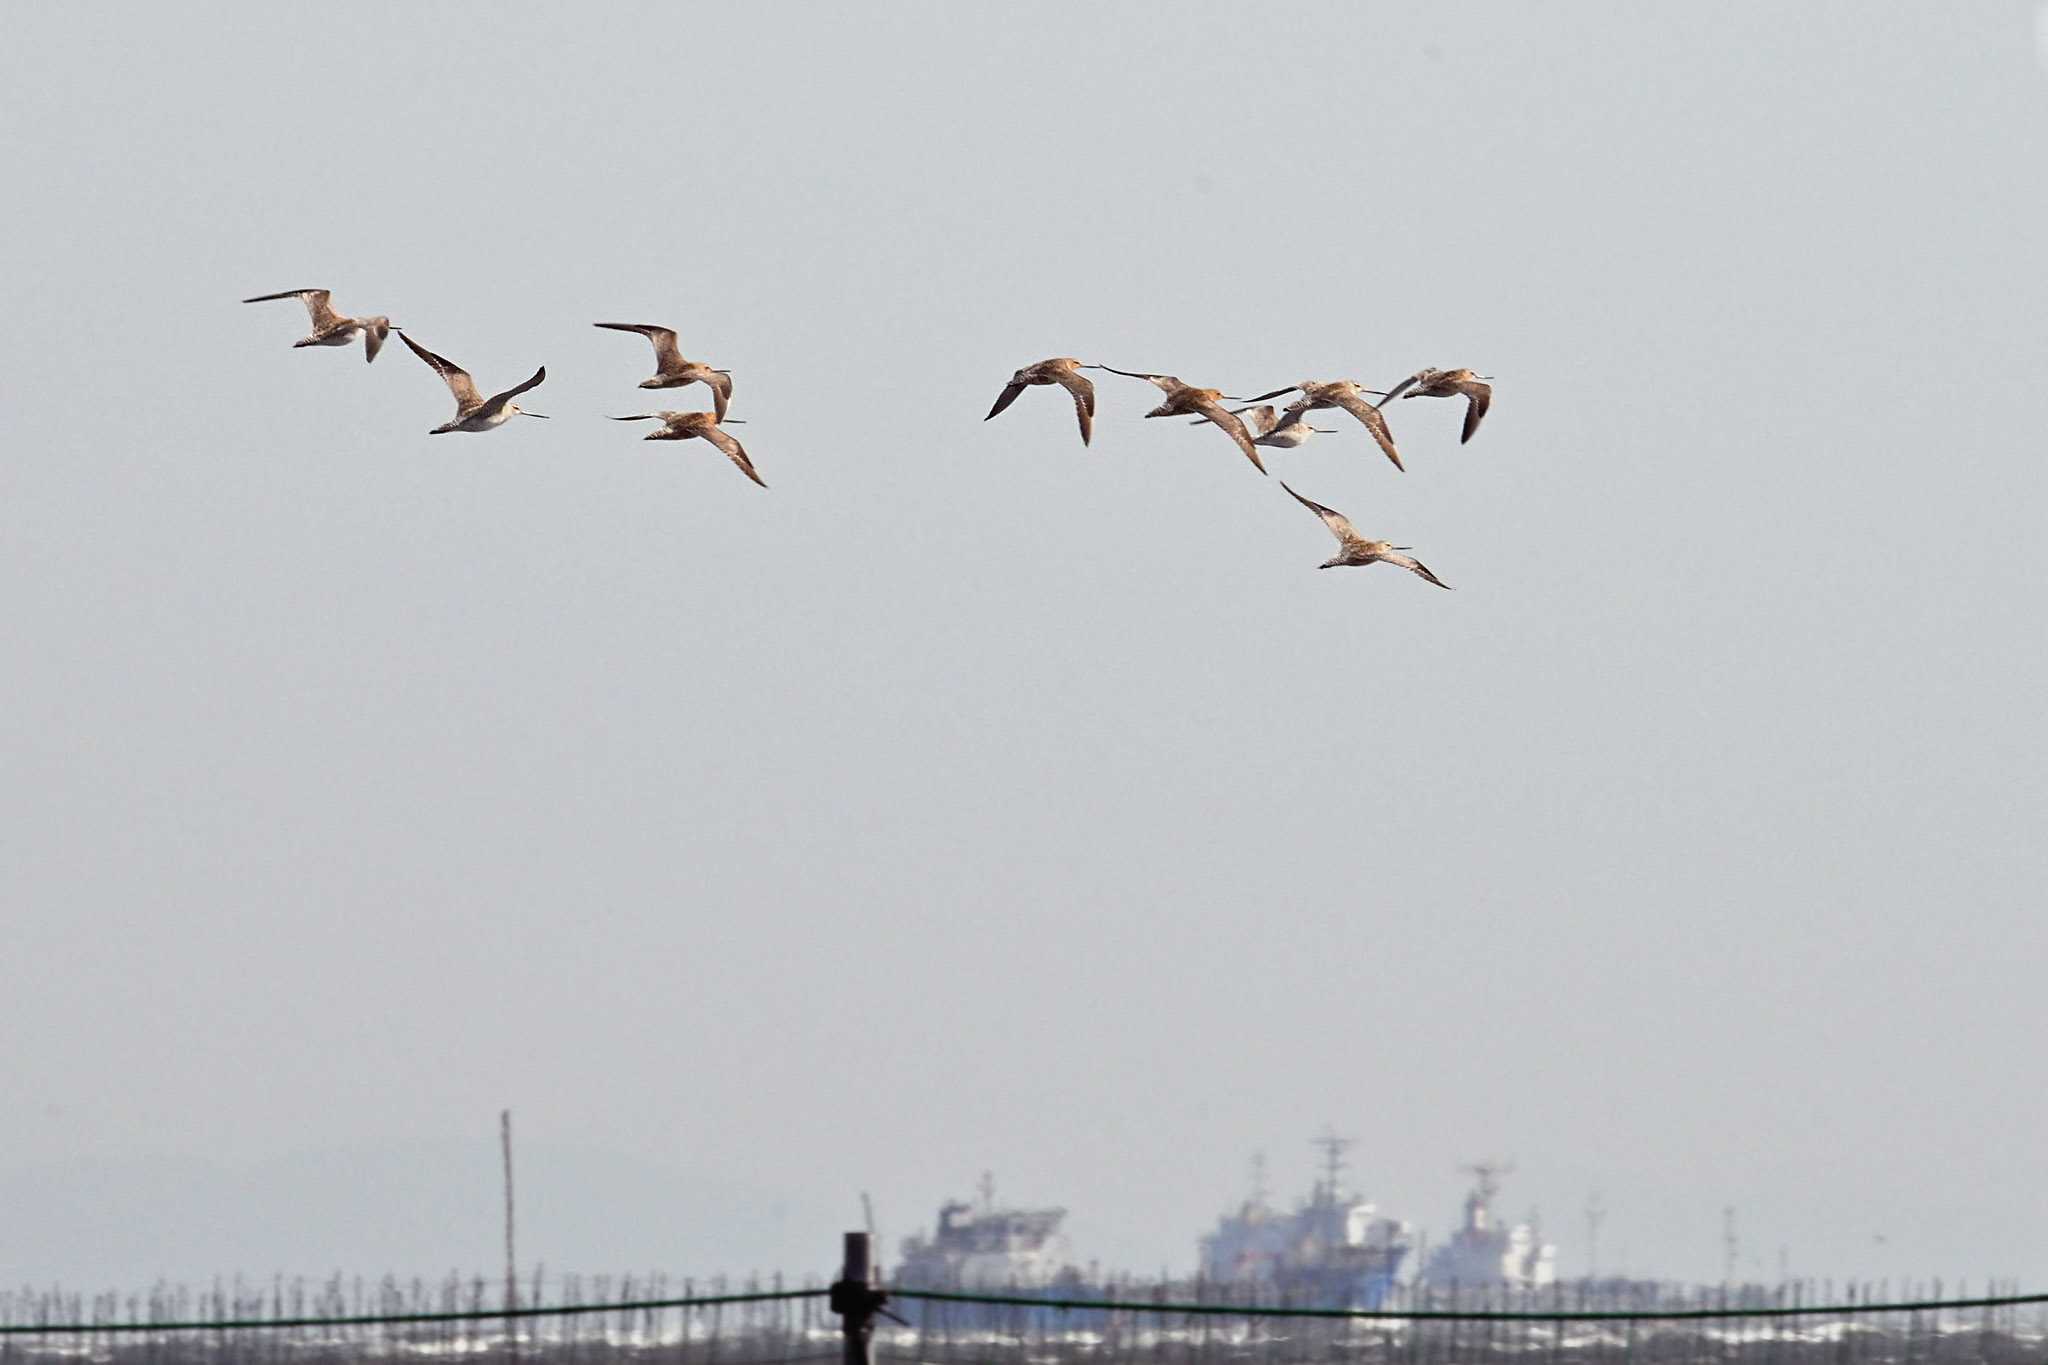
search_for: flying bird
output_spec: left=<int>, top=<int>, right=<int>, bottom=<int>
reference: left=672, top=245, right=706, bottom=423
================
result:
left=593, top=323, right=734, bottom=421
left=609, top=411, right=765, bottom=487
left=242, top=289, right=393, bottom=362
left=1184, top=405, right=1339, bottom=449
left=1097, top=366, right=1266, bottom=474
left=1381, top=367, right=1492, bottom=443
left=398, top=333, right=548, bottom=434
left=1280, top=482, right=1452, bottom=587
left=985, top=357, right=1099, bottom=446
left=1241, top=379, right=1404, bottom=471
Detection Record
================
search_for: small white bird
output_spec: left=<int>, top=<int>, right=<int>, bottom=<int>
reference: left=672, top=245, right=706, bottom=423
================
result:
left=399, top=333, right=548, bottom=434
left=242, top=288, right=393, bottom=362
left=1184, top=405, right=1339, bottom=449
left=1242, top=379, right=1404, bottom=470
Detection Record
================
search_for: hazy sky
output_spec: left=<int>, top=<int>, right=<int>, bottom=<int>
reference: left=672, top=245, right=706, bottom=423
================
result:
left=5, top=1, right=2047, bottom=1295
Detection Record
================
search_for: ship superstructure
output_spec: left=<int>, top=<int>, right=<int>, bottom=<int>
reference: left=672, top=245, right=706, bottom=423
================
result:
left=1198, top=1134, right=1413, bottom=1308
left=1417, top=1162, right=1556, bottom=1289
left=894, top=1173, right=1076, bottom=1290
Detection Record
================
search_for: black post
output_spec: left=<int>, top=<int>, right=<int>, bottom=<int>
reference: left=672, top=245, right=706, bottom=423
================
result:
left=831, top=1232, right=880, bottom=1365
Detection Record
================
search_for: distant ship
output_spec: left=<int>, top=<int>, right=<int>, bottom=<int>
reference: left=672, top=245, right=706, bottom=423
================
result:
left=1197, top=1133, right=1413, bottom=1309
left=1415, top=1162, right=1557, bottom=1290
left=894, top=1173, right=1083, bottom=1292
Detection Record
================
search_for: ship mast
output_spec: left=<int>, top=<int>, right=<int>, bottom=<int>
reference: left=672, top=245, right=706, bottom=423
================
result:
left=1585, top=1191, right=1606, bottom=1280
left=1460, top=1160, right=1513, bottom=1231
left=1312, top=1128, right=1354, bottom=1204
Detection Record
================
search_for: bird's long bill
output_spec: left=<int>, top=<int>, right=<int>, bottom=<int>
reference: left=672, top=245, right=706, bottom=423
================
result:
left=1094, top=365, right=1161, bottom=379
left=521, top=411, right=551, bottom=419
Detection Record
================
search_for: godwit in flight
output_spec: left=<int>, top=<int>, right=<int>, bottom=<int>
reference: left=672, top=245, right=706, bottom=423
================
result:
left=984, top=358, right=1100, bottom=446
left=593, top=323, right=733, bottom=421
left=1280, top=482, right=1452, bottom=588
left=610, top=411, right=765, bottom=487
left=1183, top=405, right=1338, bottom=449
left=398, top=333, right=548, bottom=434
left=1381, top=368, right=1492, bottom=443
left=1097, top=366, right=1265, bottom=474
left=1241, top=379, right=1404, bottom=471
left=242, top=289, right=393, bottom=362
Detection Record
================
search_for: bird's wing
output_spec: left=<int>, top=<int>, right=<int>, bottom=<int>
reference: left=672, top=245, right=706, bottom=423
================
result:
left=400, top=332, right=484, bottom=412
left=1242, top=404, right=1279, bottom=438
left=701, top=424, right=767, bottom=487
left=472, top=365, right=547, bottom=423
left=1050, top=367, right=1096, bottom=445
left=609, top=413, right=671, bottom=422
left=243, top=288, right=340, bottom=329
left=1190, top=397, right=1267, bottom=474
left=1280, top=481, right=1365, bottom=549
left=1378, top=371, right=1425, bottom=405
left=362, top=319, right=390, bottom=364
left=1241, top=384, right=1302, bottom=404
left=1456, top=380, right=1491, bottom=443
left=705, top=369, right=733, bottom=423
left=1376, top=550, right=1454, bottom=589
left=594, top=322, right=686, bottom=373
left=985, top=380, right=1028, bottom=421
left=1333, top=391, right=1405, bottom=471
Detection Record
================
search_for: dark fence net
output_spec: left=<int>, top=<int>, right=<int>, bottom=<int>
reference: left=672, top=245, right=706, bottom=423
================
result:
left=6, top=1276, right=2046, bottom=1365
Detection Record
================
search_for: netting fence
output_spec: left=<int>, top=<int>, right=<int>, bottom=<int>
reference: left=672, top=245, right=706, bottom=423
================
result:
left=5, top=1268, right=2046, bottom=1365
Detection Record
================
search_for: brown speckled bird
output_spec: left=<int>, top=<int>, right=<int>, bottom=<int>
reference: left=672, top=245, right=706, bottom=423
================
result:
left=1098, top=366, right=1266, bottom=474
left=610, top=410, right=765, bottom=487
left=594, top=323, right=734, bottom=422
left=1382, top=367, right=1492, bottom=443
left=399, top=333, right=548, bottom=434
left=1281, top=482, right=1452, bottom=588
left=242, top=288, right=393, bottom=363
left=984, top=357, right=1101, bottom=446
left=1241, top=379, right=1404, bottom=470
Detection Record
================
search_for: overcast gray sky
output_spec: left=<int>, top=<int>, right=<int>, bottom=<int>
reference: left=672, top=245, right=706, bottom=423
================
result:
left=4, top=1, right=2047, bottom=1295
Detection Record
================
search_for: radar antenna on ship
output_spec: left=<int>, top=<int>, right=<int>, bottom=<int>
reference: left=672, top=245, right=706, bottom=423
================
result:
left=1462, top=1160, right=1513, bottom=1203
left=1312, top=1127, right=1355, bottom=1204
left=1458, top=1160, right=1513, bottom=1232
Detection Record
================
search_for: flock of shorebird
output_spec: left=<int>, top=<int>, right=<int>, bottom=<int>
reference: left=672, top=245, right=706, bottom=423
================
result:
left=241, top=288, right=765, bottom=485
left=243, top=289, right=1490, bottom=586
left=985, top=358, right=1491, bottom=587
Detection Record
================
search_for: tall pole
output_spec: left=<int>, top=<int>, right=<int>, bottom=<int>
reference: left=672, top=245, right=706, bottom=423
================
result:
left=835, top=1231, right=877, bottom=1365
left=1585, top=1192, right=1605, bottom=1281
left=501, top=1110, right=518, bottom=1362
